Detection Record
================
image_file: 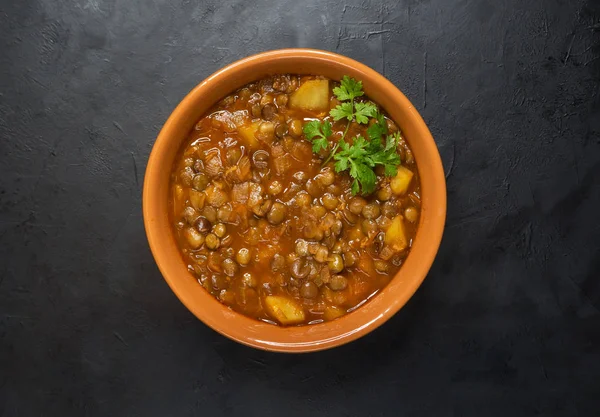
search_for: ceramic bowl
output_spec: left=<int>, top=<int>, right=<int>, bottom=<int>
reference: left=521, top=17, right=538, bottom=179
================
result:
left=143, top=49, right=446, bottom=352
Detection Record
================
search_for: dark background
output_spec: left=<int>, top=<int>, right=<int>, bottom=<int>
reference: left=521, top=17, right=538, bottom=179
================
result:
left=1, top=0, right=599, bottom=415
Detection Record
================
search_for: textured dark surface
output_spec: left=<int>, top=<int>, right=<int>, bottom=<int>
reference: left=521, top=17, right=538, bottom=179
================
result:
left=1, top=0, right=600, bottom=415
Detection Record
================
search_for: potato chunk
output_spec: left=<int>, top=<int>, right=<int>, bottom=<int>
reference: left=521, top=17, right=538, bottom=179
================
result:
left=324, top=306, right=346, bottom=321
left=385, top=215, right=409, bottom=251
left=289, top=80, right=329, bottom=112
left=390, top=166, right=414, bottom=195
left=264, top=295, right=305, bottom=325
left=237, top=121, right=260, bottom=148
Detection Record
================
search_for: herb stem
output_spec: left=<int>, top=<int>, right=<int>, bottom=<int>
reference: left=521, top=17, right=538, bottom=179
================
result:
left=322, top=99, right=354, bottom=167
left=321, top=147, right=336, bottom=167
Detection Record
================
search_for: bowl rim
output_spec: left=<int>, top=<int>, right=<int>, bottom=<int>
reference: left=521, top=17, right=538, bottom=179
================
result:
left=143, top=48, right=446, bottom=353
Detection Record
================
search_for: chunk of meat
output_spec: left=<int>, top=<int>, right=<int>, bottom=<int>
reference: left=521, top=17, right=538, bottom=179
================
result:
left=204, top=153, right=224, bottom=177
left=247, top=183, right=264, bottom=208
left=231, top=182, right=250, bottom=204
left=225, top=154, right=251, bottom=184
left=205, top=184, right=229, bottom=207
left=272, top=154, right=293, bottom=177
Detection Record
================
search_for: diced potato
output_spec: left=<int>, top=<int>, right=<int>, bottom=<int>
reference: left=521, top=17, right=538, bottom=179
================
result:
left=321, top=286, right=334, bottom=304
left=237, top=121, right=260, bottom=148
left=289, top=80, right=329, bottom=112
left=324, top=306, right=346, bottom=321
left=331, top=291, right=349, bottom=306
left=264, top=295, right=305, bottom=325
left=356, top=253, right=376, bottom=276
left=390, top=166, right=414, bottom=195
left=189, top=189, right=206, bottom=210
left=320, top=286, right=348, bottom=306
left=348, top=275, right=372, bottom=300
left=385, top=215, right=408, bottom=251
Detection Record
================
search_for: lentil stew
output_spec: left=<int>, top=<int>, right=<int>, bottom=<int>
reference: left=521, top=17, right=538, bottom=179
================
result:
left=170, top=74, right=421, bottom=326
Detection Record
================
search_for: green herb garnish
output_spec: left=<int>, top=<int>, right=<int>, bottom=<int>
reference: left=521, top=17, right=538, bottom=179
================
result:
left=302, top=76, right=402, bottom=195
left=303, top=120, right=332, bottom=153
left=332, top=75, right=364, bottom=100
left=366, top=113, right=388, bottom=144
left=334, top=136, right=378, bottom=195
left=334, top=133, right=401, bottom=195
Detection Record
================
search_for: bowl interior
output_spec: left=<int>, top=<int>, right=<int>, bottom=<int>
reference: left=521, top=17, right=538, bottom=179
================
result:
left=143, top=49, right=446, bottom=352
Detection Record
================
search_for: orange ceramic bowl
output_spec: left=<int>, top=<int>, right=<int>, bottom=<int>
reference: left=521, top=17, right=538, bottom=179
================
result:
left=143, top=49, right=446, bottom=352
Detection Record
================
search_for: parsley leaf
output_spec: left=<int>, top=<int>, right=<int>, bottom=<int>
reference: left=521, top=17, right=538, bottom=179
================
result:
left=352, top=159, right=378, bottom=194
left=367, top=113, right=388, bottom=142
left=354, top=102, right=378, bottom=124
left=303, top=120, right=323, bottom=139
left=332, top=75, right=364, bottom=101
left=311, top=137, right=329, bottom=153
left=333, top=132, right=402, bottom=195
left=303, top=120, right=332, bottom=153
left=334, top=136, right=378, bottom=195
left=330, top=77, right=374, bottom=124
left=333, top=140, right=350, bottom=172
left=329, top=102, right=354, bottom=122
left=330, top=100, right=377, bottom=125
left=351, top=179, right=360, bottom=195
left=368, top=133, right=401, bottom=177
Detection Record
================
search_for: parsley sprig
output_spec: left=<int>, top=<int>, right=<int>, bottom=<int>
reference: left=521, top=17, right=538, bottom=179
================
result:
left=303, top=120, right=332, bottom=153
left=334, top=128, right=401, bottom=195
left=302, top=76, right=401, bottom=195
